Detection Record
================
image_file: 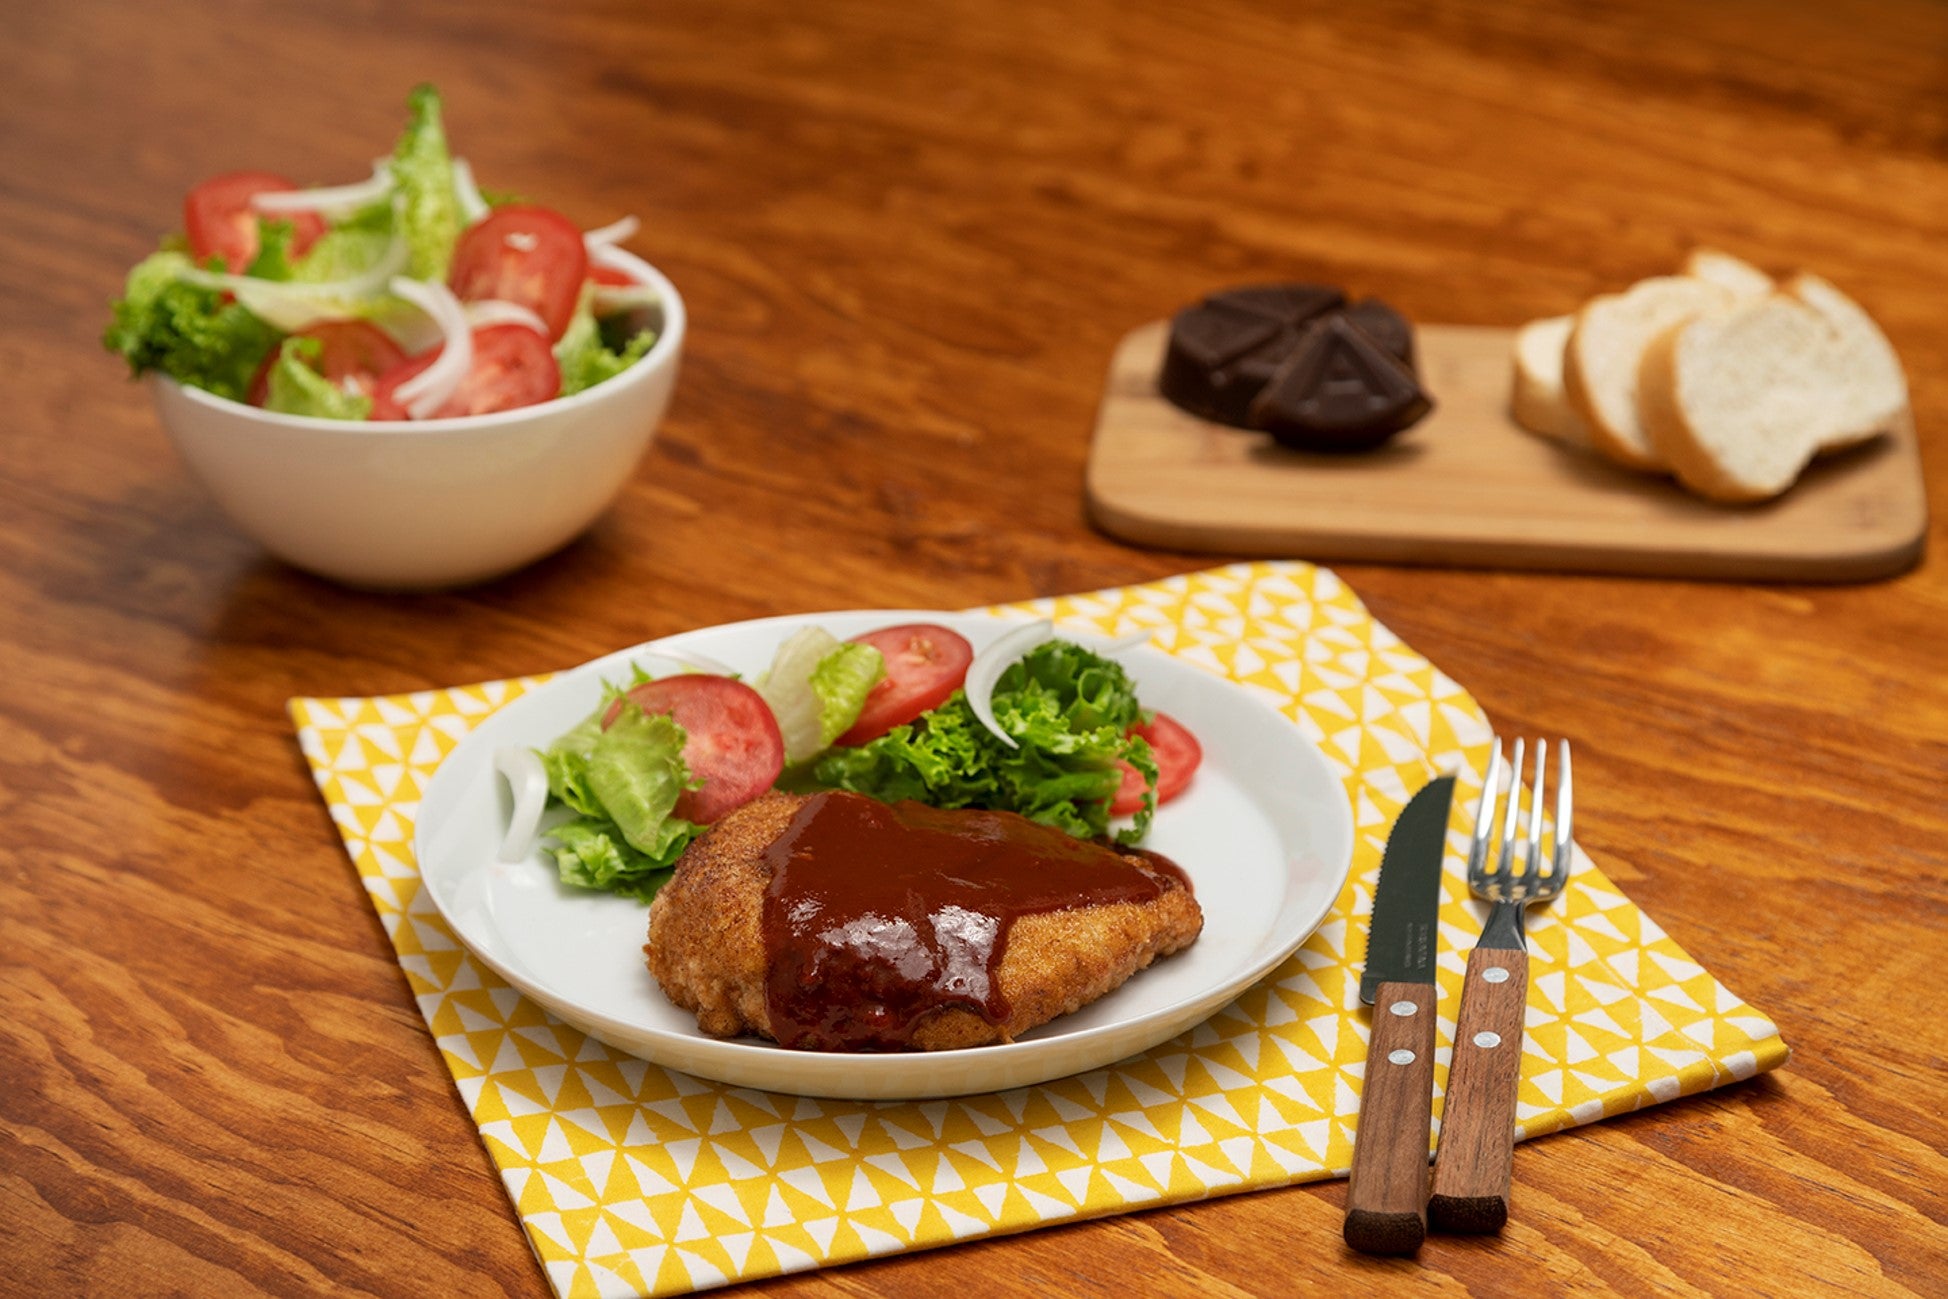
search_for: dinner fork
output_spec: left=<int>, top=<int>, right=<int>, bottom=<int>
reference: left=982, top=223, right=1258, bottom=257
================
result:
left=1428, top=737, right=1572, bottom=1234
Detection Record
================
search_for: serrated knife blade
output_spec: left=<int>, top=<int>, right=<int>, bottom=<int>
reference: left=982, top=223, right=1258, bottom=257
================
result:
left=1344, top=774, right=1455, bottom=1256
left=1359, top=775, right=1454, bottom=1003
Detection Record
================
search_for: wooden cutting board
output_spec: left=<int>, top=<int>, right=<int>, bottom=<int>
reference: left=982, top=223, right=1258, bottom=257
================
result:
left=1085, top=321, right=1927, bottom=581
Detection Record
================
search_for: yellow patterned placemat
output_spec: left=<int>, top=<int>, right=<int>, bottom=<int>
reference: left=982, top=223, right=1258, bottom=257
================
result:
left=291, top=561, right=1786, bottom=1298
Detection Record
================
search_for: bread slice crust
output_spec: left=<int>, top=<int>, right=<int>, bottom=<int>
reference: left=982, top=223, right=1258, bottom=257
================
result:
left=1563, top=276, right=1741, bottom=472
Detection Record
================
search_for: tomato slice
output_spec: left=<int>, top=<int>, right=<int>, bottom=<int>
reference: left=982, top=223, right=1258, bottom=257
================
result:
left=448, top=205, right=589, bottom=340
left=1108, top=713, right=1204, bottom=816
left=185, top=171, right=325, bottom=273
left=590, top=265, right=635, bottom=288
left=601, top=676, right=785, bottom=823
left=369, top=325, right=560, bottom=419
left=834, top=624, right=976, bottom=746
left=247, top=320, right=408, bottom=405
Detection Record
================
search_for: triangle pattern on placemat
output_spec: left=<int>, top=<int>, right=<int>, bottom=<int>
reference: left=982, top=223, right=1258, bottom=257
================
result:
left=290, top=560, right=1787, bottom=1298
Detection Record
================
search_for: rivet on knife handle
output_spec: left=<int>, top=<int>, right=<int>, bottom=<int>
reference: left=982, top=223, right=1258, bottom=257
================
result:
left=1427, top=946, right=1529, bottom=1231
left=1343, top=980, right=1437, bottom=1255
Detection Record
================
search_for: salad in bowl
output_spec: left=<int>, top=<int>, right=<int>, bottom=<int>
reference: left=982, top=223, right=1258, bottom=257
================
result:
left=104, top=84, right=661, bottom=422
left=99, top=85, right=685, bottom=589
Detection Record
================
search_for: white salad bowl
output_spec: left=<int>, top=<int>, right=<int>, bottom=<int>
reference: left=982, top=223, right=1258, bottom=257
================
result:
left=148, top=256, right=685, bottom=590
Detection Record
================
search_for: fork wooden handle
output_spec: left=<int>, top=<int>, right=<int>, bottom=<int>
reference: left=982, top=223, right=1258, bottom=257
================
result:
left=1344, top=980, right=1438, bottom=1255
left=1429, top=945, right=1530, bottom=1232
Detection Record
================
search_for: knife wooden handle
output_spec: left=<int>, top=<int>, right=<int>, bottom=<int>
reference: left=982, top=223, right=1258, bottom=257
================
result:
left=1428, top=945, right=1530, bottom=1232
left=1343, top=980, right=1437, bottom=1255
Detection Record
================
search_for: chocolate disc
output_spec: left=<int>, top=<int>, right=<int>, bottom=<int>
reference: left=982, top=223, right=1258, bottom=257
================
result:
left=1158, top=281, right=1432, bottom=449
left=1159, top=283, right=1346, bottom=427
left=1248, top=316, right=1432, bottom=452
left=1158, top=303, right=1283, bottom=425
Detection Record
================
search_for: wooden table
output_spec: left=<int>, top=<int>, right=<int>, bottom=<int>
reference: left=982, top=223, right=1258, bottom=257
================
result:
left=5, top=1, right=1944, bottom=1293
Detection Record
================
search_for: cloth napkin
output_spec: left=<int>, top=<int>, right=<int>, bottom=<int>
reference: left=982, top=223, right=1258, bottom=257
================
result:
left=290, top=561, right=1787, bottom=1299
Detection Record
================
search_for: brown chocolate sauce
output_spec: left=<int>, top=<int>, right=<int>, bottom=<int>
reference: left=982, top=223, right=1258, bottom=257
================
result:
left=760, top=791, right=1190, bottom=1052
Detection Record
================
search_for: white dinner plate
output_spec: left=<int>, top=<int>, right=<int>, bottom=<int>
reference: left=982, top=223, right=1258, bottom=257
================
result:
left=415, top=610, right=1354, bottom=1100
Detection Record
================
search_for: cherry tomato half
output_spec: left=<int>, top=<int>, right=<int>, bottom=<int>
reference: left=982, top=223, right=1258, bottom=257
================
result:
left=590, top=265, right=635, bottom=288
left=369, top=325, right=560, bottom=419
left=1108, top=712, right=1204, bottom=816
left=247, top=320, right=408, bottom=406
left=601, top=676, right=786, bottom=823
left=185, top=171, right=325, bottom=273
left=834, top=625, right=976, bottom=746
left=448, top=205, right=589, bottom=341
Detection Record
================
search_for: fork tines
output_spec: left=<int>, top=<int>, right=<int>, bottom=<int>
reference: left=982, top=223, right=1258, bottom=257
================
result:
left=1467, top=738, right=1574, bottom=899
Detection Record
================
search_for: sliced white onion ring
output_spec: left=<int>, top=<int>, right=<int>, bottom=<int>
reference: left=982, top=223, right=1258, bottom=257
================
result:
left=387, top=277, right=472, bottom=418
left=463, top=298, right=548, bottom=334
left=965, top=620, right=1052, bottom=750
left=178, top=234, right=409, bottom=333
left=251, top=161, right=394, bottom=218
left=965, top=623, right=1152, bottom=748
left=583, top=215, right=640, bottom=250
left=452, top=158, right=490, bottom=224
left=495, top=746, right=550, bottom=862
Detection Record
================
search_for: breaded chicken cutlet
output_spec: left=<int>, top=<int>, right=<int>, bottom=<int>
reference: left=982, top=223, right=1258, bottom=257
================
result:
left=646, top=790, right=1202, bottom=1051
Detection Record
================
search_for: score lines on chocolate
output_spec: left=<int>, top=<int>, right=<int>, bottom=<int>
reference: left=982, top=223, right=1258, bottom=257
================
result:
left=1159, top=283, right=1434, bottom=452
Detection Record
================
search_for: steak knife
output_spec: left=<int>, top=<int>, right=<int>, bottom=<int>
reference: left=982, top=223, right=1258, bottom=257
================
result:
left=1343, top=775, right=1455, bottom=1256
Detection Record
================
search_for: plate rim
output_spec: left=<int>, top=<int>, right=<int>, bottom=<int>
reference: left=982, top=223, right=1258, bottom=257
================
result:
left=413, top=607, right=1356, bottom=1098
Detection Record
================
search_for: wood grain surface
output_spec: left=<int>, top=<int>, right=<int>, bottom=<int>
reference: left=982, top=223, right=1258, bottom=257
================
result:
left=4, top=1, right=1946, bottom=1295
left=1087, top=323, right=1929, bottom=580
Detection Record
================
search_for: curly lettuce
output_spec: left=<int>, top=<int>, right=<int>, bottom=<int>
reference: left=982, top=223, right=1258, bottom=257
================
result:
left=809, top=640, right=1159, bottom=843
left=102, top=251, right=281, bottom=401
left=554, top=285, right=657, bottom=396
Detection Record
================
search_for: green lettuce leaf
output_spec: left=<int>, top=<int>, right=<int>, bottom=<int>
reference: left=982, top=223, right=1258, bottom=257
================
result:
left=261, top=336, right=372, bottom=420
left=293, top=200, right=397, bottom=283
left=245, top=219, right=299, bottom=281
left=391, top=84, right=463, bottom=280
left=538, top=708, right=608, bottom=817
left=543, top=819, right=676, bottom=903
left=584, top=706, right=702, bottom=860
left=536, top=694, right=703, bottom=901
left=809, top=641, right=1157, bottom=843
left=809, top=643, right=885, bottom=746
left=102, top=250, right=281, bottom=401
left=555, top=285, right=657, bottom=396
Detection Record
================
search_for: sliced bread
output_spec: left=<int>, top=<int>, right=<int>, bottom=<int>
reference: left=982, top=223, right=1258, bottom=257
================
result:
left=1638, top=275, right=1907, bottom=502
left=1510, top=315, right=1588, bottom=446
left=1788, top=273, right=1908, bottom=448
left=1684, top=248, right=1773, bottom=299
left=1562, top=276, right=1750, bottom=471
left=1513, top=251, right=1765, bottom=454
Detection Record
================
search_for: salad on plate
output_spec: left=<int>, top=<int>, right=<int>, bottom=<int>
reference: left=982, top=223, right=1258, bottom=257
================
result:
left=497, top=622, right=1205, bottom=902
left=103, top=84, right=662, bottom=421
